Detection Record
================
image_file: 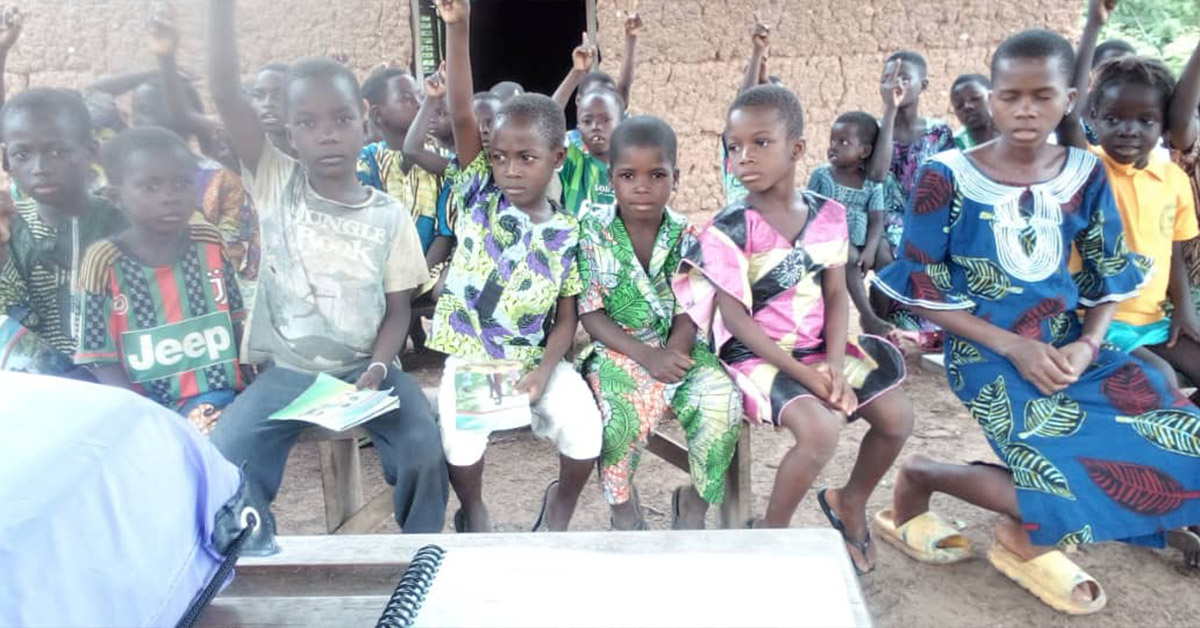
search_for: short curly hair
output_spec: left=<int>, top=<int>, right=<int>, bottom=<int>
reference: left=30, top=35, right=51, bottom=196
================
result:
left=495, top=93, right=566, bottom=150
left=1089, top=55, right=1176, bottom=125
left=728, top=84, right=805, bottom=139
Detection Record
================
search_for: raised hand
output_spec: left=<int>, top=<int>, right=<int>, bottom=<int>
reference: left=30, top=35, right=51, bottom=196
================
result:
left=880, top=62, right=908, bottom=111
left=750, top=21, right=770, bottom=53
left=0, top=5, right=23, bottom=54
left=619, top=0, right=643, bottom=39
left=147, top=3, right=180, bottom=58
left=436, top=0, right=469, bottom=25
left=571, top=32, right=596, bottom=72
left=424, top=61, right=447, bottom=99
left=1087, top=0, right=1118, bottom=26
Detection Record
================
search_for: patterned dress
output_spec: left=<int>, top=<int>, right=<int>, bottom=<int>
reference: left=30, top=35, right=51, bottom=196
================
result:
left=807, top=164, right=886, bottom=248
left=674, top=194, right=906, bottom=426
left=1173, top=139, right=1200, bottom=311
left=576, top=203, right=742, bottom=505
left=875, top=148, right=1200, bottom=548
left=881, top=118, right=956, bottom=249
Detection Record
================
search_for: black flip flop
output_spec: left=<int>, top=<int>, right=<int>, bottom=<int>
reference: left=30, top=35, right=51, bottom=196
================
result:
left=453, top=508, right=466, bottom=533
left=817, top=488, right=874, bottom=576
left=531, top=480, right=559, bottom=532
left=671, top=486, right=705, bottom=530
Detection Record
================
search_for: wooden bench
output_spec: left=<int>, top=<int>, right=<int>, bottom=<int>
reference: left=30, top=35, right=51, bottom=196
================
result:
left=647, top=429, right=753, bottom=528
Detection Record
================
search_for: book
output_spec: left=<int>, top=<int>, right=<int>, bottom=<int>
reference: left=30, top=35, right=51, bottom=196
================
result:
left=0, top=315, right=73, bottom=375
left=269, top=372, right=397, bottom=431
left=453, top=359, right=531, bottom=432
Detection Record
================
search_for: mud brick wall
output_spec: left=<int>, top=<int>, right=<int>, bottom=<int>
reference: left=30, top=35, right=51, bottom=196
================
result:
left=6, top=0, right=1078, bottom=216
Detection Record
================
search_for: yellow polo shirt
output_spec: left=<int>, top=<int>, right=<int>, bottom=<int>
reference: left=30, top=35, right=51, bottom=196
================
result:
left=1092, top=146, right=1199, bottom=325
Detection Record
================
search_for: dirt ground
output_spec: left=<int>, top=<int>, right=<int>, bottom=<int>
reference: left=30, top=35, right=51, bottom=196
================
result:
left=271, top=342, right=1200, bottom=628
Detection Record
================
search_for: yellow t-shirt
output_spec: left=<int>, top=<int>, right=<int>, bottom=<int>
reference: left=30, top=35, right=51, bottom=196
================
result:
left=1092, top=146, right=1200, bottom=325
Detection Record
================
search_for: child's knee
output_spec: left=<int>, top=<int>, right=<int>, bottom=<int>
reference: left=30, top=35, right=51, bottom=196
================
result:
left=781, top=399, right=840, bottom=462
left=864, top=390, right=914, bottom=439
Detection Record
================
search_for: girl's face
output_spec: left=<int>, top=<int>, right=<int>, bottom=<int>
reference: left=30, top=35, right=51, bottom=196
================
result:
left=115, top=149, right=196, bottom=237
left=577, top=91, right=621, bottom=158
left=827, top=122, right=870, bottom=169
left=880, top=60, right=925, bottom=108
left=488, top=115, right=564, bottom=209
left=724, top=106, right=804, bottom=194
left=989, top=56, right=1076, bottom=149
left=611, top=144, right=677, bottom=218
left=951, top=82, right=992, bottom=131
left=1090, top=83, right=1165, bottom=168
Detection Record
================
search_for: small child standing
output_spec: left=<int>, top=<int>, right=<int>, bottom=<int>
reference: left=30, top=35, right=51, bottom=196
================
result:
left=577, top=116, right=742, bottom=531
left=676, top=85, right=912, bottom=574
left=950, top=74, right=998, bottom=150
left=807, top=111, right=893, bottom=338
left=76, top=128, right=243, bottom=435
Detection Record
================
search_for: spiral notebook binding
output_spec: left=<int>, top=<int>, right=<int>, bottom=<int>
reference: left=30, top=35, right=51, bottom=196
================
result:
left=376, top=544, right=446, bottom=628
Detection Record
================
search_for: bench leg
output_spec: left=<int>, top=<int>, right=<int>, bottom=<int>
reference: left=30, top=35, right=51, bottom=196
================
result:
left=718, top=429, right=753, bottom=529
left=318, top=438, right=365, bottom=534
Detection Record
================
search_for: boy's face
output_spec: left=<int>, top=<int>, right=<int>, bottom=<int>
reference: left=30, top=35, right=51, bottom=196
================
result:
left=827, top=122, right=870, bottom=169
left=113, top=149, right=196, bottom=237
left=1091, top=84, right=1164, bottom=168
left=881, top=60, right=926, bottom=108
left=725, top=106, right=804, bottom=194
left=990, top=56, right=1076, bottom=149
left=250, top=69, right=287, bottom=135
left=373, top=75, right=420, bottom=134
left=2, top=109, right=96, bottom=207
left=474, top=98, right=500, bottom=152
left=432, top=98, right=454, bottom=144
left=577, top=91, right=621, bottom=158
left=488, top=115, right=564, bottom=209
left=285, top=75, right=368, bottom=180
left=951, top=82, right=992, bottom=131
left=611, top=144, right=677, bottom=219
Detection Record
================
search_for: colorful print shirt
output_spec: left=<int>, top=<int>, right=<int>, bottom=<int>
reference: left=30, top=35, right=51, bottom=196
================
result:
left=806, top=164, right=885, bottom=247
left=881, top=118, right=955, bottom=244
left=357, top=139, right=455, bottom=253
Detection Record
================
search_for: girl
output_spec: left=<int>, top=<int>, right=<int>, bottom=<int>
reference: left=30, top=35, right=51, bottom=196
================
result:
left=950, top=74, right=998, bottom=150
left=675, top=85, right=912, bottom=575
left=429, top=0, right=601, bottom=534
left=873, top=28, right=1200, bottom=615
left=577, top=116, right=742, bottom=531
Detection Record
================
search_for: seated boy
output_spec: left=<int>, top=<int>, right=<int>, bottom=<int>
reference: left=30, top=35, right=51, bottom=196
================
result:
left=204, top=0, right=448, bottom=544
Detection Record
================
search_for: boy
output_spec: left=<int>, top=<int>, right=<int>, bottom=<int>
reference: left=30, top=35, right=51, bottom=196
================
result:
left=950, top=74, right=997, bottom=150
left=204, top=0, right=448, bottom=545
left=0, top=89, right=126, bottom=376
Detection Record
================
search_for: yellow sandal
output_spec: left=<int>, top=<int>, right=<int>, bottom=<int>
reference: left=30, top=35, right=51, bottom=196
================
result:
left=873, top=509, right=972, bottom=564
left=986, top=543, right=1107, bottom=615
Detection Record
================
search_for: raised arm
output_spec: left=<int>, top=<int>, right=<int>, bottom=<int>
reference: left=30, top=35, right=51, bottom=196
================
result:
left=616, top=6, right=642, bottom=107
left=403, top=66, right=453, bottom=175
left=149, top=6, right=220, bottom=142
left=86, top=69, right=159, bottom=97
left=551, top=33, right=594, bottom=108
left=439, top=0, right=481, bottom=165
left=868, top=63, right=905, bottom=182
left=207, top=0, right=265, bottom=174
left=1058, top=0, right=1115, bottom=149
left=1168, top=40, right=1200, bottom=151
left=738, top=22, right=770, bottom=95
left=0, top=6, right=23, bottom=107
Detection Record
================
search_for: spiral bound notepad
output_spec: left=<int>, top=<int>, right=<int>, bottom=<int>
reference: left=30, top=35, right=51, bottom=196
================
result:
left=375, top=545, right=446, bottom=628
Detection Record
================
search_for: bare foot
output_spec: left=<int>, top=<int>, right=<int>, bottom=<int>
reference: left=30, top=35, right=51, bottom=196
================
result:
left=824, top=487, right=875, bottom=574
left=890, top=454, right=936, bottom=526
left=994, top=518, right=1100, bottom=606
left=544, top=483, right=578, bottom=531
left=460, top=504, right=492, bottom=533
left=610, top=497, right=642, bottom=530
left=673, top=485, right=708, bottom=530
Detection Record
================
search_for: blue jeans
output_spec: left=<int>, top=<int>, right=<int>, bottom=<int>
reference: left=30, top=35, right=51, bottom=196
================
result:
left=210, top=364, right=449, bottom=534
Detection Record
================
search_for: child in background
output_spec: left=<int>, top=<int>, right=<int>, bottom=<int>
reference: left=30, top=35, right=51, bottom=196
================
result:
left=0, top=89, right=126, bottom=376
left=205, top=0, right=448, bottom=543
left=808, top=111, right=894, bottom=338
left=722, top=21, right=782, bottom=206
left=577, top=116, right=742, bottom=531
left=950, top=74, right=997, bottom=150
left=874, top=28, right=1200, bottom=614
left=430, top=0, right=601, bottom=534
left=76, top=127, right=243, bottom=435
left=676, top=85, right=912, bottom=574
left=553, top=5, right=643, bottom=142
left=245, top=62, right=293, bottom=157
left=1081, top=39, right=1137, bottom=145
left=356, top=67, right=422, bottom=196
left=560, top=87, right=623, bottom=216
left=489, top=80, right=524, bottom=103
left=1167, top=41, right=1200, bottom=325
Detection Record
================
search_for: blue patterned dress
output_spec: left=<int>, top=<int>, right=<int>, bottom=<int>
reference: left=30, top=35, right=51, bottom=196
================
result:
left=876, top=148, right=1200, bottom=548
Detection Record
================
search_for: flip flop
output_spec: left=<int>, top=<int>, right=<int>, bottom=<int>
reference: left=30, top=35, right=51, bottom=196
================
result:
left=817, top=488, right=874, bottom=576
left=1167, top=528, right=1200, bottom=569
left=873, top=508, right=972, bottom=564
left=531, top=480, right=558, bottom=532
left=986, top=543, right=1106, bottom=615
left=611, top=487, right=648, bottom=531
left=671, top=486, right=704, bottom=531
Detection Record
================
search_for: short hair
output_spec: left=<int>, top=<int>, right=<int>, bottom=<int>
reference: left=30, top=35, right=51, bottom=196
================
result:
left=609, top=115, right=678, bottom=168
left=578, top=88, right=626, bottom=116
left=494, top=93, right=566, bottom=150
left=1093, top=39, right=1136, bottom=68
left=286, top=57, right=364, bottom=109
left=361, top=67, right=410, bottom=107
left=728, top=84, right=805, bottom=139
left=259, top=62, right=290, bottom=76
left=100, top=126, right=198, bottom=185
left=579, top=70, right=616, bottom=95
left=1, top=88, right=93, bottom=144
left=990, top=29, right=1076, bottom=83
left=490, top=81, right=525, bottom=102
left=834, top=111, right=879, bottom=146
left=1090, top=55, right=1177, bottom=123
left=952, top=74, right=991, bottom=93
left=886, top=51, right=927, bottom=80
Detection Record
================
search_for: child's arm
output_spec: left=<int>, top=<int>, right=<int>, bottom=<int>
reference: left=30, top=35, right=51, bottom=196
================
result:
left=439, top=0, right=483, bottom=166
left=206, top=0, right=266, bottom=175
left=425, top=235, right=453, bottom=269
left=819, top=265, right=857, bottom=415
left=0, top=7, right=22, bottom=107
left=518, top=295, right=578, bottom=404
left=551, top=33, right=594, bottom=109
left=1168, top=39, right=1200, bottom=151
left=580, top=311, right=693, bottom=383
left=402, top=67, right=453, bottom=176
left=615, top=9, right=643, bottom=107
left=867, top=65, right=906, bottom=183
left=1058, top=0, right=1114, bottom=149
left=355, top=290, right=413, bottom=390
left=149, top=6, right=224, bottom=158
left=86, top=69, right=160, bottom=96
left=860, top=213, right=886, bottom=271
left=738, top=22, right=770, bottom=95
left=1167, top=241, right=1200, bottom=346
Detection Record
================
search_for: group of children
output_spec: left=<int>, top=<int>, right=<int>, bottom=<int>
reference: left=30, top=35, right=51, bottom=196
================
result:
left=1, top=0, right=1200, bottom=615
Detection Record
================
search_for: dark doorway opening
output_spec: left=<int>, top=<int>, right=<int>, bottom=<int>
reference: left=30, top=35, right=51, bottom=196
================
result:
left=469, top=0, right=590, bottom=122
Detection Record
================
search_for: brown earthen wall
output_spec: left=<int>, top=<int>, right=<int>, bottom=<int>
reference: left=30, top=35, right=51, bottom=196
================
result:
left=6, top=0, right=1079, bottom=215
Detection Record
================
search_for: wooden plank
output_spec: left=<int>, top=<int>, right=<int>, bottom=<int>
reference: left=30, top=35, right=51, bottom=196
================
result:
left=718, top=429, right=752, bottom=529
left=332, top=489, right=394, bottom=535
left=318, top=439, right=364, bottom=534
left=199, top=595, right=389, bottom=627
left=645, top=431, right=689, bottom=471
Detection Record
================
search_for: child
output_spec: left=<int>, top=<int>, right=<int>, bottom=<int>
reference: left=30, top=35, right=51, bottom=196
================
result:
left=76, top=127, right=244, bottom=435
left=204, top=0, right=448, bottom=543
left=950, top=74, right=997, bottom=150
left=0, top=89, right=126, bottom=376
left=675, top=85, right=912, bottom=574
left=807, top=111, right=894, bottom=338
left=1167, top=40, right=1200, bottom=334
left=246, top=62, right=292, bottom=157
left=559, top=88, right=623, bottom=217
left=721, top=21, right=781, bottom=206
left=1059, top=3, right=1200, bottom=397
left=553, top=8, right=643, bottom=144
left=577, top=116, right=742, bottom=531
left=873, top=28, right=1200, bottom=614
left=430, top=0, right=601, bottom=534
left=356, top=67, right=422, bottom=196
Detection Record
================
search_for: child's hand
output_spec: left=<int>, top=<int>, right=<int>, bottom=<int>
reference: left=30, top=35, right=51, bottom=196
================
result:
left=1168, top=306, right=1200, bottom=347
left=858, top=243, right=878, bottom=273
left=750, top=22, right=770, bottom=53
left=424, top=61, right=447, bottom=99
left=619, top=0, right=643, bottom=39
left=880, top=62, right=908, bottom=111
left=355, top=363, right=387, bottom=390
left=436, top=0, right=469, bottom=25
left=643, top=348, right=694, bottom=384
left=147, top=4, right=180, bottom=59
left=813, top=362, right=858, bottom=416
left=1001, top=337, right=1077, bottom=396
left=1058, top=340, right=1094, bottom=376
left=1087, top=0, right=1118, bottom=26
left=517, top=364, right=553, bottom=405
left=0, top=6, right=23, bottom=54
left=571, top=32, right=596, bottom=72
left=0, top=189, right=15, bottom=247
